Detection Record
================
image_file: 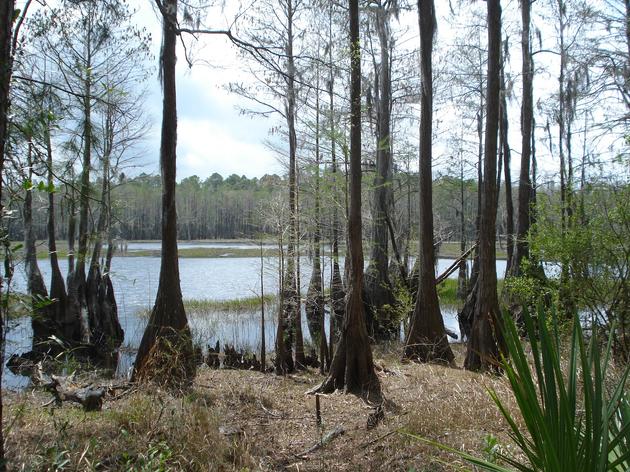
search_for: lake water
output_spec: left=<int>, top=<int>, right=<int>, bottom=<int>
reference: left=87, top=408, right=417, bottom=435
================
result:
left=4, top=244, right=507, bottom=389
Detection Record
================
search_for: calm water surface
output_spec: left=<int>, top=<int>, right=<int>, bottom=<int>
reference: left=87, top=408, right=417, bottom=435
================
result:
left=5, top=246, right=504, bottom=388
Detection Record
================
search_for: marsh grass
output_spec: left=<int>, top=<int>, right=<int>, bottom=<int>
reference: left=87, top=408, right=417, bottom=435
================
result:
left=136, top=295, right=276, bottom=320
left=184, top=294, right=276, bottom=313
left=437, top=278, right=459, bottom=306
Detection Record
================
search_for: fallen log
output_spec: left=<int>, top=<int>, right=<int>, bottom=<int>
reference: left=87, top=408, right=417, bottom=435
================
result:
left=445, top=327, right=458, bottom=340
left=33, top=364, right=106, bottom=411
left=435, top=243, right=477, bottom=286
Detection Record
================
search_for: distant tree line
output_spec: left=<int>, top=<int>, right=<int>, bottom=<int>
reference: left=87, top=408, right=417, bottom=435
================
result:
left=4, top=170, right=493, bottom=244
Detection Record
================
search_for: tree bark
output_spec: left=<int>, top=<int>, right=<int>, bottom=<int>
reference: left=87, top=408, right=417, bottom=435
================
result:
left=260, top=241, right=266, bottom=372
left=403, top=0, right=454, bottom=364
left=24, top=143, right=52, bottom=352
left=464, top=0, right=505, bottom=372
left=314, top=0, right=380, bottom=399
left=44, top=120, right=70, bottom=345
left=457, top=150, right=468, bottom=300
left=365, top=3, right=396, bottom=341
left=0, top=2, right=14, bottom=467
left=500, top=60, right=514, bottom=276
left=280, top=0, right=302, bottom=371
left=67, top=19, right=94, bottom=345
left=275, top=231, right=293, bottom=373
left=509, top=0, right=533, bottom=278
left=306, top=69, right=328, bottom=370
left=66, top=178, right=76, bottom=277
left=328, top=3, right=344, bottom=355
left=132, top=0, right=195, bottom=387
left=86, top=112, right=123, bottom=357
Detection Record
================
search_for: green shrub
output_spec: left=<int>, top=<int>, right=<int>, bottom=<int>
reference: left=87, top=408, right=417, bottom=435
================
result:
left=405, top=307, right=630, bottom=471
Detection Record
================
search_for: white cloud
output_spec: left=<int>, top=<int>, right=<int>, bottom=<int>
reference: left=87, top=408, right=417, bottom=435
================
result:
left=177, top=118, right=281, bottom=179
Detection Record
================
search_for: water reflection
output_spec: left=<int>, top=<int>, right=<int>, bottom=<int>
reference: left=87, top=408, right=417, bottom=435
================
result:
left=5, top=251, right=478, bottom=388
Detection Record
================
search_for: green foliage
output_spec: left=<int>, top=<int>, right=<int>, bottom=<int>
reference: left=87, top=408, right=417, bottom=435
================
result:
left=436, top=279, right=458, bottom=306
left=121, top=441, right=174, bottom=471
left=44, top=446, right=71, bottom=470
left=482, top=434, right=500, bottom=464
left=526, top=184, right=630, bottom=358
left=489, top=307, right=630, bottom=471
left=404, top=307, right=630, bottom=471
left=503, top=259, right=552, bottom=309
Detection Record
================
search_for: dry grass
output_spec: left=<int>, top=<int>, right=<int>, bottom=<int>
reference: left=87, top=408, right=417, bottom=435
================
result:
left=3, top=344, right=523, bottom=471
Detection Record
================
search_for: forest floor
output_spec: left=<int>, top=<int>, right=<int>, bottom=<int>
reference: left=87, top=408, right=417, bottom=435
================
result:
left=2, top=344, right=523, bottom=471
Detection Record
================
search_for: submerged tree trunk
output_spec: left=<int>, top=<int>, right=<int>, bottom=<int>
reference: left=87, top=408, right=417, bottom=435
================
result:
left=306, top=71, right=328, bottom=369
left=132, top=0, right=195, bottom=387
left=86, top=112, right=123, bottom=358
left=279, top=0, right=301, bottom=371
left=464, top=0, right=505, bottom=372
left=328, top=4, right=344, bottom=355
left=24, top=143, right=52, bottom=352
left=500, top=58, right=514, bottom=276
left=45, top=122, right=69, bottom=344
left=404, top=0, right=454, bottom=364
left=364, top=3, right=396, bottom=341
left=315, top=0, right=380, bottom=399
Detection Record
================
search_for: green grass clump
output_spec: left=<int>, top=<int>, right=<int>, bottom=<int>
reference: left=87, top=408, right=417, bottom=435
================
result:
left=184, top=294, right=276, bottom=313
left=436, top=279, right=459, bottom=306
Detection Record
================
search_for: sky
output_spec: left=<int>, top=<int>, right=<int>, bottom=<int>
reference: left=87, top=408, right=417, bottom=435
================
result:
left=17, top=0, right=626, bottom=183
left=127, top=0, right=561, bottom=183
left=128, top=1, right=284, bottom=180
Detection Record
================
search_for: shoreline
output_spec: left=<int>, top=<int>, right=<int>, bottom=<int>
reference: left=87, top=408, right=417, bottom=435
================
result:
left=26, top=239, right=508, bottom=260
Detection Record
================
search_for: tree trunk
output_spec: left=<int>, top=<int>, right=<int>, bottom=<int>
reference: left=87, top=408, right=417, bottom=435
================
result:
left=86, top=114, right=123, bottom=357
left=509, top=0, right=533, bottom=278
left=45, top=122, right=69, bottom=344
left=328, top=4, right=344, bottom=355
left=306, top=71, right=328, bottom=369
left=67, top=33, right=94, bottom=345
left=280, top=0, right=301, bottom=371
left=458, top=82, right=484, bottom=342
left=275, top=231, right=293, bottom=373
left=0, top=3, right=14, bottom=465
left=500, top=60, right=514, bottom=276
left=24, top=143, right=52, bottom=353
left=295, top=174, right=305, bottom=367
left=260, top=240, right=266, bottom=372
left=365, top=4, right=396, bottom=341
left=556, top=0, right=574, bottom=317
left=315, top=0, right=380, bottom=399
left=457, top=149, right=468, bottom=300
left=132, top=0, right=195, bottom=387
left=403, top=0, right=454, bottom=364
left=67, top=178, right=76, bottom=277
left=464, top=0, right=505, bottom=372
